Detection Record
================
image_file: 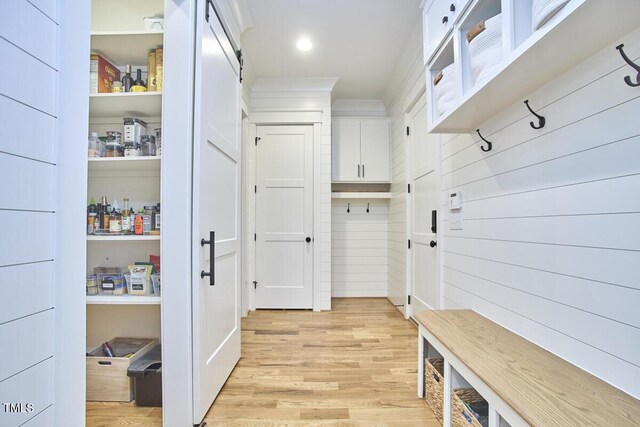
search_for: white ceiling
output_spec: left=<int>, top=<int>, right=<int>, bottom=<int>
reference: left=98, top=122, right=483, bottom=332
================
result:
left=242, top=0, right=422, bottom=99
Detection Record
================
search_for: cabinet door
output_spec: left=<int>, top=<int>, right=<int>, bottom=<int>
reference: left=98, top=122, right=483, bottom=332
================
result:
left=332, top=118, right=361, bottom=182
left=423, top=0, right=454, bottom=63
left=360, top=119, right=390, bottom=182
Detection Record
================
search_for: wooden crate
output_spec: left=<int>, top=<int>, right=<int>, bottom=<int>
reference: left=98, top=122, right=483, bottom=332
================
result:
left=86, top=337, right=157, bottom=402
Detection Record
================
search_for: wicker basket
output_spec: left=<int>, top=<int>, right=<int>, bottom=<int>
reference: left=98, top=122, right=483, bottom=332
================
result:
left=424, top=358, right=445, bottom=422
left=467, top=14, right=503, bottom=86
left=532, top=0, right=570, bottom=31
left=452, top=388, right=488, bottom=427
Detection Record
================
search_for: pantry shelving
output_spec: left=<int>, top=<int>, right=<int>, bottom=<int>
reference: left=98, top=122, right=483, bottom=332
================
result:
left=87, top=235, right=160, bottom=241
left=86, top=295, right=161, bottom=305
left=331, top=192, right=392, bottom=199
left=90, top=31, right=163, bottom=65
left=88, top=156, right=160, bottom=174
left=89, top=92, right=162, bottom=118
left=423, top=0, right=640, bottom=133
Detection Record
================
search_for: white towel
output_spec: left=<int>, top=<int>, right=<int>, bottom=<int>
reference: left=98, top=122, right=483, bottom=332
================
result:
left=532, top=0, right=570, bottom=31
left=434, top=63, right=457, bottom=116
left=468, top=13, right=503, bottom=86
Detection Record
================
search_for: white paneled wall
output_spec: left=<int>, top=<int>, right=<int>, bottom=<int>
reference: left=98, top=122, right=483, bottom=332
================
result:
left=0, top=1, right=57, bottom=425
left=383, top=24, right=426, bottom=313
left=441, top=28, right=640, bottom=398
left=332, top=200, right=388, bottom=297
left=249, top=83, right=333, bottom=310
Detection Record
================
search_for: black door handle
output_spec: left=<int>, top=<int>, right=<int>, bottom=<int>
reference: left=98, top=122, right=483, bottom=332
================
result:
left=305, top=237, right=311, bottom=243
left=200, top=231, right=215, bottom=286
left=430, top=240, right=437, bottom=248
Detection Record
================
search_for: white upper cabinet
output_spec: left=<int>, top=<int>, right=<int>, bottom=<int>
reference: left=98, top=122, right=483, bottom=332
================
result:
left=422, top=0, right=640, bottom=133
left=332, top=118, right=390, bottom=183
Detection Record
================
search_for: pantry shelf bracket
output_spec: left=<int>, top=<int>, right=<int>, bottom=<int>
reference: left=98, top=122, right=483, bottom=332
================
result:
left=476, top=129, right=493, bottom=152
left=616, top=44, right=640, bottom=87
left=524, top=100, right=546, bottom=129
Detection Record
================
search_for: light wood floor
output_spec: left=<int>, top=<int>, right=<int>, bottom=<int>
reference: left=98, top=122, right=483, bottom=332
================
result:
left=87, top=298, right=438, bottom=426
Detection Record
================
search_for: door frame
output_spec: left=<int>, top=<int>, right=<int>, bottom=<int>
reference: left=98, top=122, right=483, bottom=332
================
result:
left=248, top=112, right=322, bottom=311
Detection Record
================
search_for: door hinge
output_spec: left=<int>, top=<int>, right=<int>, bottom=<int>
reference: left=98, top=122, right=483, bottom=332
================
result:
left=406, top=126, right=410, bottom=136
left=254, top=233, right=256, bottom=241
left=408, top=295, right=411, bottom=305
left=205, top=0, right=214, bottom=22
left=237, top=49, right=243, bottom=83
left=253, top=281, right=258, bottom=289
left=255, top=137, right=261, bottom=146
left=254, top=185, right=257, bottom=193
left=408, top=184, right=411, bottom=194
left=408, top=239, right=411, bottom=249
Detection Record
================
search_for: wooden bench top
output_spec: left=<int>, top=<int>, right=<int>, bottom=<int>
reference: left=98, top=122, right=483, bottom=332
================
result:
left=415, top=310, right=640, bottom=427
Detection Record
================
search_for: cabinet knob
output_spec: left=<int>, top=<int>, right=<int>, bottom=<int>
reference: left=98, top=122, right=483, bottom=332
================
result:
left=450, top=3, right=456, bottom=12
left=430, top=240, right=437, bottom=248
left=306, top=237, right=312, bottom=243
left=442, top=16, right=448, bottom=24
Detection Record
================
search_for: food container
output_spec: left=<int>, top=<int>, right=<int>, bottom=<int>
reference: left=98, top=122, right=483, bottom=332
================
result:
left=151, top=274, right=161, bottom=296
left=86, top=275, right=99, bottom=295
left=123, top=118, right=147, bottom=144
left=95, top=267, right=125, bottom=295
left=124, top=273, right=151, bottom=296
left=143, top=206, right=155, bottom=234
left=105, top=131, right=124, bottom=157
left=140, top=135, right=156, bottom=156
left=111, top=81, right=123, bottom=93
left=127, top=345, right=162, bottom=406
left=154, top=128, right=162, bottom=156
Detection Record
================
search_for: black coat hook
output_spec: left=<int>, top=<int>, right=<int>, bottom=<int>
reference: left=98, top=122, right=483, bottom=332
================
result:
left=366, top=203, right=370, bottom=213
left=347, top=203, right=350, bottom=213
left=476, top=129, right=493, bottom=152
left=524, top=100, right=545, bottom=129
left=616, top=44, right=640, bottom=87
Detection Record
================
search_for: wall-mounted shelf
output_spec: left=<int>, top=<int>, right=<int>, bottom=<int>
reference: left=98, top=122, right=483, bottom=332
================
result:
left=87, top=295, right=161, bottom=305
left=87, top=235, right=160, bottom=241
left=91, top=31, right=164, bottom=65
left=88, top=157, right=161, bottom=174
left=332, top=192, right=391, bottom=199
left=89, top=92, right=162, bottom=118
left=425, top=0, right=640, bottom=133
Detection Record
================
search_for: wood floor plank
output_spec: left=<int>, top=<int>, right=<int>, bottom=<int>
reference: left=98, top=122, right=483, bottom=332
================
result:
left=87, top=298, right=435, bottom=426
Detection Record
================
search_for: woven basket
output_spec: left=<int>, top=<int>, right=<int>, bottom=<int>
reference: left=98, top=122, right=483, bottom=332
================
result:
left=532, top=0, right=570, bottom=31
left=424, top=358, right=445, bottom=422
left=452, top=388, right=487, bottom=427
left=433, top=63, right=457, bottom=116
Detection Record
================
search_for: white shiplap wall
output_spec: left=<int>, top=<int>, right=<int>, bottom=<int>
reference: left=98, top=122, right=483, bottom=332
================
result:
left=441, top=28, right=640, bottom=398
left=0, top=1, right=58, bottom=425
left=332, top=200, right=388, bottom=297
left=383, top=23, right=426, bottom=313
left=249, top=82, right=333, bottom=310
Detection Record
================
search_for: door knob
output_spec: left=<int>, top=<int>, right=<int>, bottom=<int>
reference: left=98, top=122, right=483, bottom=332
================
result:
left=305, top=237, right=311, bottom=243
left=430, top=240, right=437, bottom=248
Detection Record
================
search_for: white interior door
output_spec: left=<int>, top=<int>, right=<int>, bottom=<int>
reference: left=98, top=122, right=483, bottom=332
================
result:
left=256, top=125, right=314, bottom=309
left=360, top=119, right=390, bottom=182
left=408, top=93, right=441, bottom=317
left=192, top=6, right=241, bottom=423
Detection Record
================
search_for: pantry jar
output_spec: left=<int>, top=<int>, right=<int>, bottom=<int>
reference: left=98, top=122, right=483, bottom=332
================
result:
left=105, top=130, right=124, bottom=157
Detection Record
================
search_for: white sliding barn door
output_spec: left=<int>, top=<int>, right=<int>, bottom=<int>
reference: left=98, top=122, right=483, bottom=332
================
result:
left=408, top=93, right=441, bottom=317
left=255, top=126, right=314, bottom=309
left=192, top=4, right=242, bottom=423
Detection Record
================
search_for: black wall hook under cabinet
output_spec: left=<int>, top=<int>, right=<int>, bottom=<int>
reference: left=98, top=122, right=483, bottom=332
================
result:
left=524, top=100, right=546, bottom=129
left=366, top=203, right=370, bottom=213
left=616, top=44, right=640, bottom=87
left=476, top=129, right=493, bottom=152
left=347, top=203, right=350, bottom=213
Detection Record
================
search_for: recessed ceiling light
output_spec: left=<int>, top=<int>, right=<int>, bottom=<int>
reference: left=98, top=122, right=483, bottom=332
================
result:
left=296, top=37, right=313, bottom=52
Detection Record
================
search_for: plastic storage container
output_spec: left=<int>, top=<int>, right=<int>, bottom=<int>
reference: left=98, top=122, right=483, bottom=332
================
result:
left=151, top=274, right=161, bottom=296
left=125, top=273, right=151, bottom=296
left=86, top=275, right=99, bottom=295
left=140, top=135, right=156, bottom=156
left=95, top=267, right=126, bottom=295
left=127, top=345, right=162, bottom=406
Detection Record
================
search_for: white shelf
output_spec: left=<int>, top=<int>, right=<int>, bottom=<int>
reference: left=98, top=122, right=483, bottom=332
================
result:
left=87, top=235, right=160, bottom=241
left=91, top=31, right=163, bottom=66
left=332, top=192, right=391, bottom=199
left=428, top=0, right=640, bottom=133
left=87, top=295, right=161, bottom=305
left=89, top=92, right=162, bottom=118
left=88, top=156, right=161, bottom=174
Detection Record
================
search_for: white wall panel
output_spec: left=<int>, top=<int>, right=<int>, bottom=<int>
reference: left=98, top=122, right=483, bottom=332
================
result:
left=0, top=359, right=53, bottom=427
left=0, top=212, right=54, bottom=267
left=0, top=262, right=53, bottom=325
left=0, top=1, right=58, bottom=69
left=0, top=310, right=53, bottom=382
left=331, top=201, right=388, bottom=298
left=441, top=28, right=640, bottom=398
left=0, top=154, right=55, bottom=211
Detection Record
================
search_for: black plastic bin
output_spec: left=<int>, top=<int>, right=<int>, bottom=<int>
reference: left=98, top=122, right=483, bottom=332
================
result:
left=127, top=345, right=162, bottom=406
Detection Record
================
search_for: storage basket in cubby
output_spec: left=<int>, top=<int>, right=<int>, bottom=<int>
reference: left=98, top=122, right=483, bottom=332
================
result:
left=433, top=63, right=457, bottom=116
left=532, top=0, right=570, bottom=31
left=452, top=387, right=489, bottom=427
left=424, top=358, right=445, bottom=422
left=467, top=13, right=503, bottom=86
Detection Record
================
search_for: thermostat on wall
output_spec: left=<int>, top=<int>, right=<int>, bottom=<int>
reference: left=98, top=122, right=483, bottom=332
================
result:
left=449, top=191, right=462, bottom=210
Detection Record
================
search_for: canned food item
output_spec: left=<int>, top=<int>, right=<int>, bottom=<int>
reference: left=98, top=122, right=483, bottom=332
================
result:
left=86, top=275, right=99, bottom=295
